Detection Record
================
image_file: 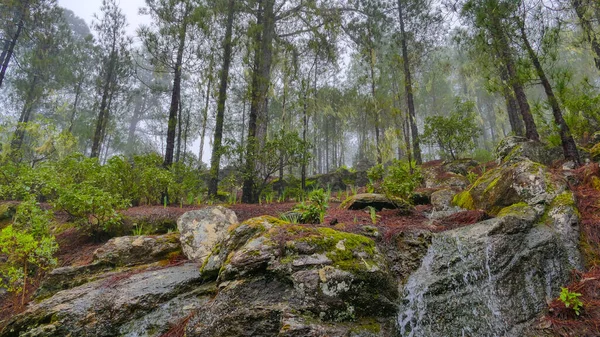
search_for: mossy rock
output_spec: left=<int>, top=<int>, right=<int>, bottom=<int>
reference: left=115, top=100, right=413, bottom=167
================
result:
left=590, top=143, right=600, bottom=162
left=453, top=160, right=565, bottom=216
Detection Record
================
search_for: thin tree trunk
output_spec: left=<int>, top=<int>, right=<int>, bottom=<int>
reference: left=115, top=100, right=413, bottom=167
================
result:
left=183, top=106, right=190, bottom=163
left=199, top=55, right=214, bottom=167
left=164, top=9, right=189, bottom=168
left=0, top=1, right=27, bottom=89
left=499, top=65, right=525, bottom=136
left=208, top=0, right=235, bottom=198
left=91, top=51, right=117, bottom=158
left=519, top=24, right=581, bottom=165
left=68, top=79, right=84, bottom=133
left=397, top=0, right=421, bottom=164
left=368, top=48, right=382, bottom=165
left=301, top=82, right=308, bottom=190
left=175, top=99, right=183, bottom=163
left=490, top=13, right=539, bottom=141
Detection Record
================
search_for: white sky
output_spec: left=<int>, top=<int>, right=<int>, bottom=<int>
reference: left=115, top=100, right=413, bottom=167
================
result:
left=57, top=0, right=148, bottom=37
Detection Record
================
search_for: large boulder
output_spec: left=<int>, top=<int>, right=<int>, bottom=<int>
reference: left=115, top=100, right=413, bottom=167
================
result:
left=92, top=233, right=181, bottom=267
left=340, top=193, right=411, bottom=212
left=397, top=201, right=582, bottom=337
left=453, top=159, right=566, bottom=216
left=495, top=136, right=562, bottom=165
left=1, top=263, right=212, bottom=337
left=191, top=216, right=399, bottom=336
left=177, top=206, right=238, bottom=263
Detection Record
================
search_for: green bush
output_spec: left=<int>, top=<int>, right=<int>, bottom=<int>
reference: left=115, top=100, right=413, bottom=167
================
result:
left=53, top=183, right=129, bottom=238
left=381, top=160, right=422, bottom=201
left=292, top=189, right=329, bottom=224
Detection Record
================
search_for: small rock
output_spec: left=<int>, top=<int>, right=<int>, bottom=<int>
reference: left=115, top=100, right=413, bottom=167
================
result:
left=340, top=193, right=411, bottom=212
left=430, top=189, right=456, bottom=211
left=177, top=206, right=238, bottom=264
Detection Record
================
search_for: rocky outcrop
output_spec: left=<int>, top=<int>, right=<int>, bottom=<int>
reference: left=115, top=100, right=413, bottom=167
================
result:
left=397, top=206, right=582, bottom=337
left=453, top=159, right=566, bottom=216
left=495, top=136, right=562, bottom=165
left=192, top=216, right=399, bottom=336
left=177, top=206, right=238, bottom=263
left=340, top=193, right=411, bottom=212
left=2, top=263, right=211, bottom=337
left=92, top=233, right=181, bottom=267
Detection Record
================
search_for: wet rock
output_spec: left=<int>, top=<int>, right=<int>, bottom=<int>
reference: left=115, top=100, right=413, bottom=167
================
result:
left=190, top=216, right=398, bottom=336
left=453, top=159, right=566, bottom=216
left=422, top=168, right=470, bottom=190
left=430, top=189, right=456, bottom=211
left=340, top=193, right=411, bottom=212
left=1, top=263, right=213, bottom=337
left=397, top=209, right=581, bottom=337
left=177, top=206, right=238, bottom=263
left=496, top=136, right=562, bottom=165
left=92, top=233, right=181, bottom=267
left=443, top=159, right=479, bottom=176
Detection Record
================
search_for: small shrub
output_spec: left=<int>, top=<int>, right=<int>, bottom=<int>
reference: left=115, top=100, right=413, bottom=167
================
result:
left=559, top=287, right=583, bottom=316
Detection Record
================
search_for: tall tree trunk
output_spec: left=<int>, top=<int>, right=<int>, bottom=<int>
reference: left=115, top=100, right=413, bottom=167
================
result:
left=519, top=24, right=581, bottom=165
left=0, top=1, right=28, bottom=89
left=164, top=11, right=189, bottom=168
left=183, top=106, right=190, bottom=163
left=301, top=81, right=308, bottom=190
left=397, top=0, right=422, bottom=164
left=176, top=99, right=185, bottom=163
left=573, top=0, right=600, bottom=70
left=198, top=56, right=214, bottom=167
left=208, top=0, right=235, bottom=198
left=498, top=65, right=525, bottom=136
left=490, top=13, right=539, bottom=141
left=91, top=51, right=117, bottom=158
left=368, top=48, right=382, bottom=165
left=243, top=0, right=275, bottom=203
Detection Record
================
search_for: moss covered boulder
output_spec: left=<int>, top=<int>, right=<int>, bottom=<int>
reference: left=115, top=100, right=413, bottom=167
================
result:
left=189, top=216, right=398, bottom=336
left=340, top=193, right=411, bottom=212
left=495, top=136, right=562, bottom=165
left=453, top=159, right=566, bottom=216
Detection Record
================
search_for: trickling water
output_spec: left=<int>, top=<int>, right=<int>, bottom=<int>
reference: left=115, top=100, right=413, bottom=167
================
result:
left=396, top=215, right=579, bottom=337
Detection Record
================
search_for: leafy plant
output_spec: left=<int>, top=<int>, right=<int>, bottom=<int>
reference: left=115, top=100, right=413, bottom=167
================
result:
left=280, top=212, right=301, bottom=224
left=559, top=287, right=583, bottom=316
left=132, top=223, right=144, bottom=236
left=0, top=225, right=58, bottom=304
left=292, top=189, right=329, bottom=224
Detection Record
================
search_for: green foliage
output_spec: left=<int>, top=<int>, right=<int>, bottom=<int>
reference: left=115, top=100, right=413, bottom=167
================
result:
left=367, top=206, right=378, bottom=225
left=0, top=226, right=57, bottom=296
left=292, top=189, right=329, bottom=224
left=422, top=99, right=482, bottom=160
left=559, top=287, right=583, bottom=316
left=380, top=160, right=422, bottom=201
left=53, top=182, right=129, bottom=238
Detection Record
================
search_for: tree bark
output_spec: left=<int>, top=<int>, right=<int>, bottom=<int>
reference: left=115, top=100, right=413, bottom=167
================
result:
left=243, top=0, right=275, bottom=203
left=498, top=64, right=525, bottom=136
left=397, top=0, right=422, bottom=164
left=91, top=50, right=117, bottom=158
left=126, top=95, right=146, bottom=154
left=490, top=13, right=539, bottom=141
left=208, top=0, right=235, bottom=198
left=519, top=24, right=581, bottom=165
left=164, top=7, right=189, bottom=168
